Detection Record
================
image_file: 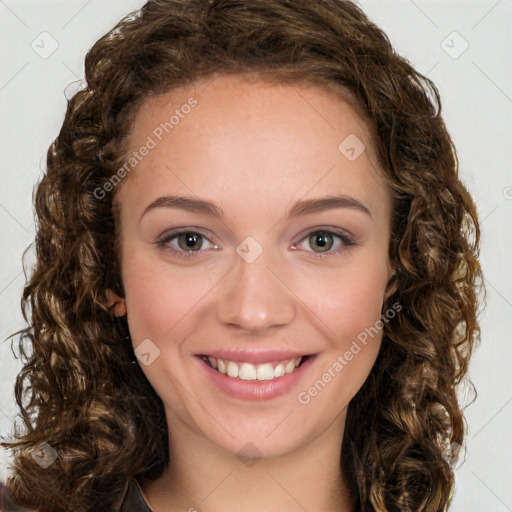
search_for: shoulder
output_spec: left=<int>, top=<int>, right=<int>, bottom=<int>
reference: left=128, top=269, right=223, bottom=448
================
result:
left=0, top=482, right=38, bottom=511
left=120, top=478, right=153, bottom=512
left=0, top=479, right=152, bottom=512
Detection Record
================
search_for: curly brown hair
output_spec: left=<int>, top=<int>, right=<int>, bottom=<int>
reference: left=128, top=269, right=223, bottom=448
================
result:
left=1, top=1, right=483, bottom=511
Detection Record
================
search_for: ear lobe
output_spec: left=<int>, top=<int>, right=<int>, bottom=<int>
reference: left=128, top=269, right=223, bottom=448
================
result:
left=106, top=289, right=127, bottom=317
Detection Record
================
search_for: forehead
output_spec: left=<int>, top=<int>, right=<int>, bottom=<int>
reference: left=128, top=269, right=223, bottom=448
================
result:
left=128, top=74, right=381, bottom=168
left=118, top=74, right=389, bottom=220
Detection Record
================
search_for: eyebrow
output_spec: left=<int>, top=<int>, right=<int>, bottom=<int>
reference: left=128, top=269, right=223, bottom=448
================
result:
left=139, top=193, right=372, bottom=223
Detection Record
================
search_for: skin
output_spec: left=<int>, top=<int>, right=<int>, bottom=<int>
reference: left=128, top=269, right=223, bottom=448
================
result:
left=107, top=74, right=394, bottom=512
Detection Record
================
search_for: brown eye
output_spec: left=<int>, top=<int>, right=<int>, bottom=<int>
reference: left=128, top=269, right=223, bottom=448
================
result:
left=177, top=232, right=204, bottom=252
left=308, top=231, right=334, bottom=253
left=294, top=229, right=356, bottom=257
left=156, top=230, right=217, bottom=258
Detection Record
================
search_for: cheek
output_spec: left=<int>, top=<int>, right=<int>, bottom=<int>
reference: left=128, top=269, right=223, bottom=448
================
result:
left=292, top=256, right=388, bottom=404
left=295, top=255, right=388, bottom=342
left=120, top=249, right=213, bottom=343
left=122, top=243, right=389, bottom=345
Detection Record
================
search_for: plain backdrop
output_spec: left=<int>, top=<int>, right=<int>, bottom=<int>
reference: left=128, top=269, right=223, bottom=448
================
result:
left=0, top=1, right=511, bottom=510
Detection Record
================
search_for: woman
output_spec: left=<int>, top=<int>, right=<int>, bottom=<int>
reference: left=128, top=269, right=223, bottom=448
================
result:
left=1, top=1, right=483, bottom=511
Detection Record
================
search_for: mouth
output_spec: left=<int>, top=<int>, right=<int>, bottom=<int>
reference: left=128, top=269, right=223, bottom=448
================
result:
left=198, top=354, right=313, bottom=382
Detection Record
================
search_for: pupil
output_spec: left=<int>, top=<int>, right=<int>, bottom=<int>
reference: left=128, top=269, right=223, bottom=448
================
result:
left=177, top=232, right=334, bottom=253
left=311, top=231, right=332, bottom=252
left=179, top=233, right=201, bottom=251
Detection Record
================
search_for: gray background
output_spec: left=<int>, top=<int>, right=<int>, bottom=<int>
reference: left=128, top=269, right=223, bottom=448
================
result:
left=0, top=1, right=511, bottom=510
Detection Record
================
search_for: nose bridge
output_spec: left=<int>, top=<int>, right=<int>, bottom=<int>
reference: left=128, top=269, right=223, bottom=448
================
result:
left=216, top=243, right=296, bottom=332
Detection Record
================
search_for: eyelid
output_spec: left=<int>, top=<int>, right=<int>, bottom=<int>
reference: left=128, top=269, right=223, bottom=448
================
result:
left=155, top=228, right=218, bottom=258
left=156, top=226, right=357, bottom=259
left=293, top=225, right=355, bottom=243
left=292, top=227, right=356, bottom=257
left=156, top=225, right=218, bottom=244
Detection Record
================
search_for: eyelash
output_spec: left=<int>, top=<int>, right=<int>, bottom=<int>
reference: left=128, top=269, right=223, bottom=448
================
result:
left=155, top=228, right=357, bottom=259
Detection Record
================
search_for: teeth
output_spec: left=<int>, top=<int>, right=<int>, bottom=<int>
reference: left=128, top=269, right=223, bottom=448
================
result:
left=274, top=363, right=285, bottom=377
left=203, top=356, right=304, bottom=381
left=239, top=362, right=257, bottom=380
left=285, top=360, right=295, bottom=373
left=227, top=361, right=239, bottom=378
left=256, top=363, right=274, bottom=381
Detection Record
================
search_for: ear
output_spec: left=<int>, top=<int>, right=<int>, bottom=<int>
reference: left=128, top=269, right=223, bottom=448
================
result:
left=382, top=258, right=398, bottom=307
left=386, top=257, right=397, bottom=283
left=106, top=289, right=127, bottom=317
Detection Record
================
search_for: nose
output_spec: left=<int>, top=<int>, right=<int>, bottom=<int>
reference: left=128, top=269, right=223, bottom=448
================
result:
left=216, top=250, right=296, bottom=334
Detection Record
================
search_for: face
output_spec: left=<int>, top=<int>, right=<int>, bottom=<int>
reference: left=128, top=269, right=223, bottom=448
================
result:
left=109, top=74, right=393, bottom=459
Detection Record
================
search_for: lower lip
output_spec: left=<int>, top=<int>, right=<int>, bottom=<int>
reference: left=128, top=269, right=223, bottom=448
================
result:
left=195, top=355, right=316, bottom=401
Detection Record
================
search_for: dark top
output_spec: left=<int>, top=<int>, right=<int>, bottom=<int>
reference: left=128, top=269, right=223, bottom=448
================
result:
left=120, top=479, right=153, bottom=512
left=0, top=480, right=152, bottom=512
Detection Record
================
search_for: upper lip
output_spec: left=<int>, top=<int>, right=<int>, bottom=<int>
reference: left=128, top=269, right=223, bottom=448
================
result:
left=197, top=350, right=313, bottom=364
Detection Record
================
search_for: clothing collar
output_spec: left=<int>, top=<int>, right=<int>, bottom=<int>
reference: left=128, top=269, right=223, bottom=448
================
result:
left=120, top=479, right=153, bottom=512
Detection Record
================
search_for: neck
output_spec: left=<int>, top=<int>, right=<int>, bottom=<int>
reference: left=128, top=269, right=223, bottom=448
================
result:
left=141, top=411, right=356, bottom=512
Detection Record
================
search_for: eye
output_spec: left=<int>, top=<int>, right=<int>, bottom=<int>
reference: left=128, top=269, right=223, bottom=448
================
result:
left=293, top=229, right=356, bottom=257
left=156, top=230, right=218, bottom=258
left=155, top=228, right=356, bottom=259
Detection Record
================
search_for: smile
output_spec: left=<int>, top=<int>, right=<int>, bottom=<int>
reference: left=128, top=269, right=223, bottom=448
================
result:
left=200, top=355, right=308, bottom=381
